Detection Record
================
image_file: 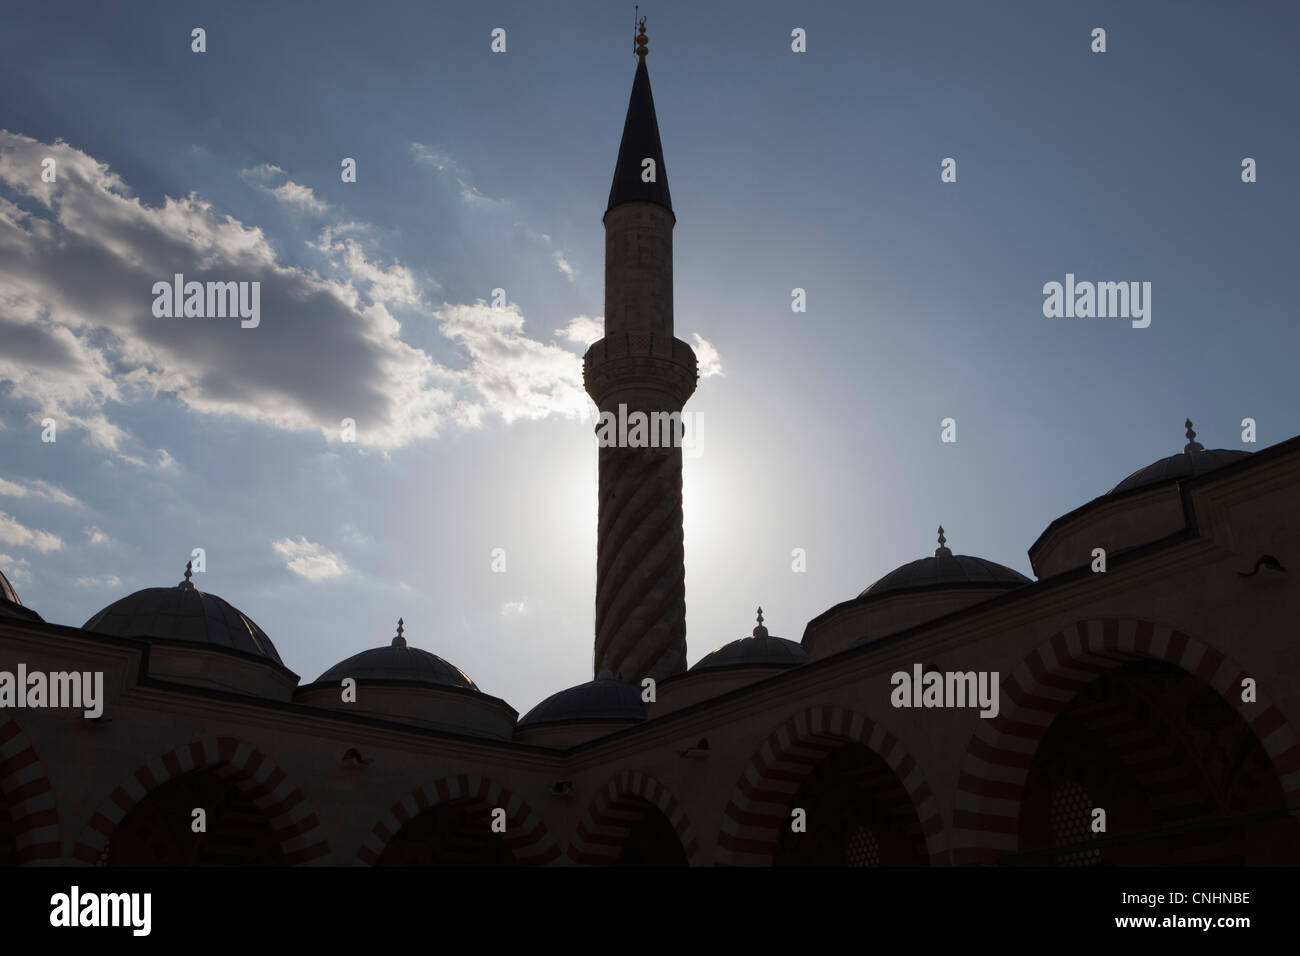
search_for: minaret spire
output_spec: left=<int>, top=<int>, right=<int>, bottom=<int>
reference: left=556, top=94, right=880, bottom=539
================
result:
left=607, top=15, right=672, bottom=217
left=584, top=24, right=698, bottom=683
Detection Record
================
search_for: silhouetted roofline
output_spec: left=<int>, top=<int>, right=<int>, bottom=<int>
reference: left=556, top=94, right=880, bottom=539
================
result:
left=1027, top=435, right=1295, bottom=564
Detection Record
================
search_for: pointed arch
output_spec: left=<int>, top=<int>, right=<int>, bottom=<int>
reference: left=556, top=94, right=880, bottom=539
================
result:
left=718, top=704, right=946, bottom=865
left=952, top=618, right=1300, bottom=864
left=357, top=774, right=560, bottom=866
left=71, top=736, right=331, bottom=865
left=0, top=718, right=60, bottom=864
left=569, top=768, right=701, bottom=864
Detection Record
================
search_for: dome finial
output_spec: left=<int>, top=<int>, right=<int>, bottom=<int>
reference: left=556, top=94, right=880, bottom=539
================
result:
left=179, top=560, right=195, bottom=589
left=753, top=606, right=768, bottom=638
left=393, top=617, right=406, bottom=648
left=634, top=9, right=648, bottom=58
left=1183, top=418, right=1204, bottom=454
left=935, top=525, right=952, bottom=558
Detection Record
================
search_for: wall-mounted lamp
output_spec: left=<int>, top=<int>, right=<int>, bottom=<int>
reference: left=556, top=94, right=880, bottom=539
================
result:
left=341, top=747, right=374, bottom=766
left=1239, top=555, right=1286, bottom=578
left=678, top=737, right=710, bottom=758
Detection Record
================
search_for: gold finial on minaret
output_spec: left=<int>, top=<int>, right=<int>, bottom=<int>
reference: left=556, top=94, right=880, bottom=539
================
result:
left=635, top=11, right=648, bottom=58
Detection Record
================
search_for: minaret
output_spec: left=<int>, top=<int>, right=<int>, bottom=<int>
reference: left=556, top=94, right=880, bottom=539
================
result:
left=584, top=18, right=698, bottom=683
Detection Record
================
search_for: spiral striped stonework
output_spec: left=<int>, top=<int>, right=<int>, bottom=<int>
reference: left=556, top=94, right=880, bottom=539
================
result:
left=593, top=441, right=687, bottom=681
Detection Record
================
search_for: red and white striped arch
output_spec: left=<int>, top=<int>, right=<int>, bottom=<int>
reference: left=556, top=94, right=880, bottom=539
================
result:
left=717, top=704, right=947, bottom=866
left=71, top=736, right=331, bottom=865
left=569, top=768, right=702, bottom=864
left=0, top=718, right=61, bottom=864
left=357, top=773, right=560, bottom=865
left=952, top=618, right=1300, bottom=865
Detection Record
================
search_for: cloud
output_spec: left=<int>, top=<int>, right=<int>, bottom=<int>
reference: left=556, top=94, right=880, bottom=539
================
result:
left=0, top=553, right=32, bottom=587
left=311, top=230, right=423, bottom=306
left=0, top=132, right=715, bottom=453
left=692, top=333, right=724, bottom=378
left=0, top=475, right=81, bottom=506
left=271, top=536, right=349, bottom=581
left=554, top=315, right=604, bottom=348
left=74, top=574, right=121, bottom=588
left=409, top=142, right=503, bottom=205
left=500, top=600, right=526, bottom=618
left=0, top=511, right=62, bottom=552
left=552, top=250, right=575, bottom=282
left=85, top=525, right=110, bottom=545
left=434, top=300, right=590, bottom=426
left=241, top=163, right=328, bottom=214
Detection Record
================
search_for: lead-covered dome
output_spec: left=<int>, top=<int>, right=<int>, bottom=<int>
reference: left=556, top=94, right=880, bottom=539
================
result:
left=316, top=619, right=477, bottom=691
left=83, top=562, right=282, bottom=664
left=859, top=527, right=1031, bottom=599
left=299, top=619, right=514, bottom=738
left=0, top=562, right=41, bottom=622
left=518, top=678, right=645, bottom=726
left=1110, top=421, right=1250, bottom=494
left=0, top=564, right=19, bottom=605
left=692, top=609, right=809, bottom=671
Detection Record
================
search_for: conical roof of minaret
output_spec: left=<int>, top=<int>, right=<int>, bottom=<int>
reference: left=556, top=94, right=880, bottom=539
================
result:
left=606, top=51, right=673, bottom=217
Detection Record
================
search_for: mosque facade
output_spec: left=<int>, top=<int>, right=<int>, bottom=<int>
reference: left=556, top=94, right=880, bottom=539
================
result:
left=2, top=26, right=1298, bottom=867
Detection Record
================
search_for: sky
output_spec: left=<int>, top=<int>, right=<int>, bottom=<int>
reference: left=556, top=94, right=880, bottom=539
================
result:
left=0, top=0, right=1296, bottom=715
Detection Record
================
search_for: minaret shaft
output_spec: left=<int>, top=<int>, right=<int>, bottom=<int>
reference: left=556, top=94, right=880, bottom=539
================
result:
left=584, top=36, right=696, bottom=682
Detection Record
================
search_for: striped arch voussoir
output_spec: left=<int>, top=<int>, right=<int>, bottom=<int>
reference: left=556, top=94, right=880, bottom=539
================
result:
left=0, top=718, right=61, bottom=864
left=70, top=736, right=331, bottom=866
left=950, top=618, right=1300, bottom=865
left=717, top=704, right=946, bottom=866
left=568, top=768, right=703, bottom=865
left=356, top=774, right=560, bottom=866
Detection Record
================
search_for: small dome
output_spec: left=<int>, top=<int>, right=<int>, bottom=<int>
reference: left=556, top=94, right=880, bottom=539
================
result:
left=692, top=608, right=809, bottom=671
left=860, top=527, right=1031, bottom=599
left=518, top=678, right=645, bottom=726
left=83, top=562, right=282, bottom=664
left=1111, top=420, right=1251, bottom=494
left=0, top=564, right=20, bottom=606
left=316, top=618, right=478, bottom=691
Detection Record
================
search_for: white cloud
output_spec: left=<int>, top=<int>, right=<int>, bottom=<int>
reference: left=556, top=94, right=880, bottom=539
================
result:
left=241, top=163, right=328, bottom=214
left=0, top=512, right=62, bottom=552
left=271, top=536, right=349, bottom=581
left=500, top=600, right=526, bottom=618
left=0, top=132, right=716, bottom=455
left=409, top=142, right=503, bottom=205
left=85, top=525, right=110, bottom=545
left=434, top=301, right=591, bottom=426
left=339, top=523, right=373, bottom=548
left=0, top=475, right=81, bottom=506
left=312, top=231, right=422, bottom=306
left=0, top=553, right=32, bottom=587
left=552, top=250, right=575, bottom=282
left=74, top=574, right=121, bottom=588
left=269, top=181, right=327, bottom=214
left=555, top=315, right=604, bottom=348
left=692, top=333, right=724, bottom=378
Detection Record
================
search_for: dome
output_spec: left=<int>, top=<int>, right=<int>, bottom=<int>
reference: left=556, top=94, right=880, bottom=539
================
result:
left=859, top=527, right=1031, bottom=599
left=0, top=564, right=20, bottom=605
left=1110, top=421, right=1250, bottom=494
left=315, top=619, right=478, bottom=691
left=518, top=678, right=645, bottom=726
left=83, top=562, right=282, bottom=665
left=0, top=563, right=40, bottom=622
left=692, top=609, right=809, bottom=671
